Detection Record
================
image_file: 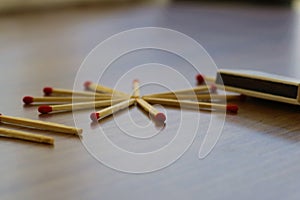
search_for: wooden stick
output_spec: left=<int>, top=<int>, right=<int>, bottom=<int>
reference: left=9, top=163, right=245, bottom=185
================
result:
left=38, top=99, right=126, bottom=114
left=23, top=96, right=116, bottom=105
left=84, top=81, right=130, bottom=97
left=90, top=99, right=136, bottom=121
left=132, top=79, right=140, bottom=98
left=136, top=98, right=166, bottom=122
left=196, top=74, right=216, bottom=84
left=144, top=85, right=217, bottom=97
left=0, top=114, right=82, bottom=135
left=0, top=127, right=54, bottom=145
left=142, top=97, right=238, bottom=113
left=43, top=87, right=105, bottom=97
left=142, top=94, right=244, bottom=102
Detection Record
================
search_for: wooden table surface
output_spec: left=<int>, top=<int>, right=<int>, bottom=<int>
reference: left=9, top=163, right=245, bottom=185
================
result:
left=1, top=2, right=300, bottom=200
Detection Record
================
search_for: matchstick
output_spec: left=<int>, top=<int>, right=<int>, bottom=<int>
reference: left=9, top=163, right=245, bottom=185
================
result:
left=142, top=94, right=245, bottom=102
left=23, top=96, right=116, bottom=105
left=142, top=97, right=238, bottom=113
left=38, top=99, right=126, bottom=114
left=84, top=81, right=130, bottom=97
left=90, top=99, right=136, bottom=122
left=132, top=79, right=140, bottom=98
left=136, top=98, right=166, bottom=123
left=0, top=127, right=54, bottom=145
left=144, top=84, right=217, bottom=97
left=43, top=87, right=106, bottom=97
left=0, top=114, right=82, bottom=135
left=196, top=73, right=216, bottom=85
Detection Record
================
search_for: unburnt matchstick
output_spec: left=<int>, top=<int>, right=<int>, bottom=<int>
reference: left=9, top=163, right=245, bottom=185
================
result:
left=38, top=99, right=126, bottom=114
left=84, top=81, right=130, bottom=97
left=145, top=84, right=217, bottom=97
left=90, top=99, right=136, bottom=122
left=142, top=97, right=239, bottom=113
left=143, top=93, right=246, bottom=102
left=136, top=98, right=166, bottom=123
left=196, top=73, right=216, bottom=85
left=0, top=114, right=82, bottom=135
left=132, top=79, right=140, bottom=98
left=43, top=87, right=107, bottom=97
left=0, top=127, right=54, bottom=145
left=23, top=96, right=116, bottom=105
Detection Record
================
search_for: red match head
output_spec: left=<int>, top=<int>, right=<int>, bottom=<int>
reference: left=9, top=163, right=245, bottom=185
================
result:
left=196, top=74, right=205, bottom=85
left=209, top=84, right=218, bottom=93
left=38, top=105, right=52, bottom=114
left=84, top=81, right=92, bottom=89
left=90, top=112, right=100, bottom=122
left=155, top=113, right=166, bottom=123
left=43, top=87, right=53, bottom=96
left=133, top=79, right=139, bottom=83
left=23, top=96, right=34, bottom=104
left=226, top=104, right=239, bottom=113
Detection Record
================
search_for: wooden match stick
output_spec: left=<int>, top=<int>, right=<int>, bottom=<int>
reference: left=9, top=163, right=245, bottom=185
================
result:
left=132, top=79, right=140, bottom=98
left=90, top=99, right=136, bottom=121
left=23, top=96, right=116, bottom=105
left=43, top=87, right=106, bottom=97
left=0, top=128, right=54, bottom=145
left=136, top=98, right=166, bottom=123
left=144, top=84, right=217, bottom=97
left=142, top=94, right=245, bottom=102
left=84, top=81, right=130, bottom=97
left=0, top=114, right=82, bottom=135
left=38, top=99, right=126, bottom=114
left=196, top=74, right=216, bottom=85
left=142, top=97, right=238, bottom=113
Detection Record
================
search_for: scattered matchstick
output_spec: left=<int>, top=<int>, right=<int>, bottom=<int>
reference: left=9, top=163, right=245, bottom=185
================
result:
left=0, top=127, right=54, bottom=145
left=23, top=96, right=116, bottom=105
left=84, top=81, right=130, bottom=97
left=136, top=98, right=166, bottom=123
left=43, top=87, right=106, bottom=97
left=90, top=99, right=136, bottom=122
left=132, top=79, right=140, bottom=98
left=38, top=99, right=126, bottom=114
left=144, top=84, right=217, bottom=97
left=142, top=94, right=245, bottom=102
left=142, top=97, right=238, bottom=113
left=0, top=114, right=82, bottom=135
left=196, top=73, right=216, bottom=85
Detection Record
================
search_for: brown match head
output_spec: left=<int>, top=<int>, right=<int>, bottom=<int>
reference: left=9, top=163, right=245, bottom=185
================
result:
left=154, top=113, right=166, bottom=123
left=90, top=112, right=100, bottom=122
left=38, top=105, right=52, bottom=114
left=23, top=96, right=34, bottom=104
left=133, top=79, right=140, bottom=83
left=43, top=87, right=53, bottom=96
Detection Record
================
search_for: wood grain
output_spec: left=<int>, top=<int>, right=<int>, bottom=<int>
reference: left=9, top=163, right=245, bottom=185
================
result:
left=0, top=2, right=300, bottom=200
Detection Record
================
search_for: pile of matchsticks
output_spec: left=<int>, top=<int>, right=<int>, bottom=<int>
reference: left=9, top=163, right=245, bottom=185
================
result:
left=22, top=74, right=241, bottom=124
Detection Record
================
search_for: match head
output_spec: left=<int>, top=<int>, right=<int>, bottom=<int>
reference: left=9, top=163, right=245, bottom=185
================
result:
left=226, top=104, right=239, bottom=113
left=133, top=79, right=139, bottom=83
left=84, top=81, right=92, bottom=89
left=196, top=74, right=205, bottom=85
left=23, top=96, right=34, bottom=104
left=38, top=105, right=52, bottom=114
left=90, top=112, right=100, bottom=122
left=209, top=84, right=218, bottom=93
left=43, top=87, right=53, bottom=96
left=154, top=113, right=166, bottom=123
